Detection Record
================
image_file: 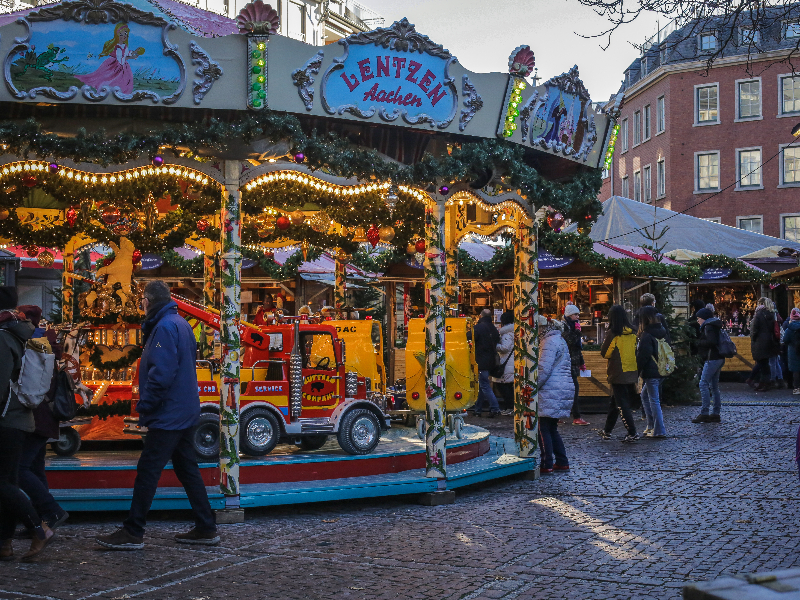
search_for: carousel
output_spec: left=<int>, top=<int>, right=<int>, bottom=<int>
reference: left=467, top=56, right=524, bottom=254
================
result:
left=0, top=0, right=617, bottom=511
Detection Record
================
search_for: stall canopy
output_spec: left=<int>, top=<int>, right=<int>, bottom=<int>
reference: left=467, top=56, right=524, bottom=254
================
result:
left=572, top=196, right=800, bottom=257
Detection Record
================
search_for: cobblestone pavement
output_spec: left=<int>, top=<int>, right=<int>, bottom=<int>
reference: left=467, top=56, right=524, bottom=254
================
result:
left=1, top=382, right=799, bottom=600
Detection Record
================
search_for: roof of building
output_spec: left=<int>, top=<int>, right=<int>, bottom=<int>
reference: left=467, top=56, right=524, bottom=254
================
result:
left=570, top=196, right=800, bottom=257
left=0, top=0, right=238, bottom=37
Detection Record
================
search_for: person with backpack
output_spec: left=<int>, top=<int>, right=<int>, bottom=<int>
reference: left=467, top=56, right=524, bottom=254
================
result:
left=598, top=305, right=640, bottom=443
left=536, top=316, right=574, bottom=473
left=636, top=306, right=669, bottom=438
left=692, top=307, right=726, bottom=423
left=0, top=289, right=56, bottom=561
left=781, top=308, right=800, bottom=394
left=562, top=304, right=590, bottom=426
left=748, top=298, right=779, bottom=392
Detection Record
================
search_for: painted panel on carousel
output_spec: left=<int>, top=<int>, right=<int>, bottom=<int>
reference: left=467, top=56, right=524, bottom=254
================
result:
left=5, top=0, right=187, bottom=104
left=319, top=18, right=458, bottom=129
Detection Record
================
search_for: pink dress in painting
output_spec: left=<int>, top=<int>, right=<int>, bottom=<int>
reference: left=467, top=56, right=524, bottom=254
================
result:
left=77, top=44, right=136, bottom=93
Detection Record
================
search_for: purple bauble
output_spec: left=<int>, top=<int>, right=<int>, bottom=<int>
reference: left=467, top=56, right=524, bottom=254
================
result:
left=152, top=155, right=164, bottom=167
left=438, top=185, right=450, bottom=196
left=48, top=163, right=59, bottom=173
left=294, top=152, right=305, bottom=164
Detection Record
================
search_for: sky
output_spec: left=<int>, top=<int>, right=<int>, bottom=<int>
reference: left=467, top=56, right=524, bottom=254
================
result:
left=363, top=0, right=665, bottom=103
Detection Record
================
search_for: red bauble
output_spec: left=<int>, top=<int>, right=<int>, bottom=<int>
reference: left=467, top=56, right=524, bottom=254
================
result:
left=102, top=257, right=113, bottom=266
left=415, top=239, right=426, bottom=253
left=276, top=215, right=290, bottom=230
left=22, top=176, right=36, bottom=188
left=264, top=251, right=274, bottom=260
left=25, top=245, right=39, bottom=258
left=101, top=207, right=121, bottom=225
left=547, top=212, right=565, bottom=232
left=65, top=206, right=77, bottom=227
left=197, top=218, right=210, bottom=233
left=132, top=249, right=142, bottom=265
left=366, top=224, right=380, bottom=248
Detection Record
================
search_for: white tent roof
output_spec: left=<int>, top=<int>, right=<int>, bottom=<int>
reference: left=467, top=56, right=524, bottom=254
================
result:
left=570, top=196, right=800, bottom=257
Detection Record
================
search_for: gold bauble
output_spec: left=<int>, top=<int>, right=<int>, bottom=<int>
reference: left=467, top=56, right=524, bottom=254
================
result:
left=309, top=211, right=329, bottom=233
left=36, top=250, right=54, bottom=268
left=352, top=226, right=367, bottom=242
left=290, top=210, right=305, bottom=225
left=0, top=208, right=9, bottom=220
left=406, top=243, right=416, bottom=255
left=378, top=226, right=395, bottom=243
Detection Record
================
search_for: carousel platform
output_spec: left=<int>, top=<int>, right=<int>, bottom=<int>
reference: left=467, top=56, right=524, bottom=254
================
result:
left=45, top=425, right=534, bottom=512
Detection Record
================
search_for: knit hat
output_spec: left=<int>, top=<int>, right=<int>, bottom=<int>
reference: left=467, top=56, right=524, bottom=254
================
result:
left=16, top=304, right=42, bottom=325
left=0, top=286, right=17, bottom=310
left=791, top=308, right=800, bottom=321
left=564, top=304, right=580, bottom=317
left=696, top=308, right=714, bottom=320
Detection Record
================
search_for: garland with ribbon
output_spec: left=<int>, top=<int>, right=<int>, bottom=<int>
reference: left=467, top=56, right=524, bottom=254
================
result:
left=685, top=254, right=775, bottom=285
left=87, top=344, right=142, bottom=371
left=74, top=399, right=132, bottom=421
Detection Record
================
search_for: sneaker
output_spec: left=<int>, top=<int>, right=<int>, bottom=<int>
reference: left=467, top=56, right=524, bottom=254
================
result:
left=621, top=434, right=639, bottom=443
left=47, top=510, right=69, bottom=530
left=707, top=414, right=721, bottom=423
left=691, top=414, right=711, bottom=423
left=553, top=464, right=570, bottom=471
left=642, top=427, right=653, bottom=436
left=540, top=467, right=554, bottom=475
left=501, top=409, right=514, bottom=416
left=95, top=528, right=144, bottom=550
left=794, top=388, right=800, bottom=395
left=572, top=418, right=590, bottom=426
left=175, top=528, right=220, bottom=546
left=597, top=430, right=611, bottom=440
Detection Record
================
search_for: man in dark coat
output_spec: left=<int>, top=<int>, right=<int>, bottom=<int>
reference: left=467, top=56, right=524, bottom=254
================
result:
left=749, top=300, right=779, bottom=392
left=96, top=281, right=217, bottom=550
left=472, top=309, right=501, bottom=417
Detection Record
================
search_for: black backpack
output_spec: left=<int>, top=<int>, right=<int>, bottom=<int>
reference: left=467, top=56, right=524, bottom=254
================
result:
left=716, top=329, right=737, bottom=359
left=50, top=367, right=77, bottom=422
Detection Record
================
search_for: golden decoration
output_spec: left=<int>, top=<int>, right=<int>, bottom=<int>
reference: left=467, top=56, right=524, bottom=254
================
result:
left=36, top=250, right=54, bottom=268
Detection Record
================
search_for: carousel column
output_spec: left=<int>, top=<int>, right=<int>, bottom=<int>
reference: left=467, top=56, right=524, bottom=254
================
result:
left=513, top=217, right=540, bottom=458
left=423, top=198, right=447, bottom=479
left=334, top=248, right=348, bottom=314
left=200, top=238, right=216, bottom=359
left=62, top=248, right=74, bottom=324
left=218, top=161, right=243, bottom=509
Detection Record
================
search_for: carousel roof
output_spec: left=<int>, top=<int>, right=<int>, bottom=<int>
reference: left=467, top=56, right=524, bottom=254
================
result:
left=572, top=196, right=800, bottom=257
left=0, top=0, right=238, bottom=37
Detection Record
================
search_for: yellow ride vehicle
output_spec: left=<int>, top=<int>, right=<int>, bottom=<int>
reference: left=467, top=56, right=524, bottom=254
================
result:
left=331, top=318, right=386, bottom=395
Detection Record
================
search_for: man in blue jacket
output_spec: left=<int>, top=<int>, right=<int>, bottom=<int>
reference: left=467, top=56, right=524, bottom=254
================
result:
left=96, top=281, right=217, bottom=549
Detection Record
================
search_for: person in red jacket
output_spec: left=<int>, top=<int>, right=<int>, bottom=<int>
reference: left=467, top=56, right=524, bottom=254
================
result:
left=253, top=293, right=276, bottom=326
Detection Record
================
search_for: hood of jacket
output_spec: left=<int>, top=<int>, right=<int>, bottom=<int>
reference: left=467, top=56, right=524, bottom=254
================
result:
left=498, top=323, right=514, bottom=336
left=142, top=300, right=178, bottom=345
left=0, top=316, right=35, bottom=344
left=643, top=322, right=667, bottom=339
left=701, top=316, right=721, bottom=329
left=788, top=320, right=800, bottom=332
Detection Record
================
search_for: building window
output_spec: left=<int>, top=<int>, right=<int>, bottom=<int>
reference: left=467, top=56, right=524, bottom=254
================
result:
left=643, top=165, right=652, bottom=203
left=737, top=216, right=763, bottom=234
left=633, top=170, right=642, bottom=202
left=786, top=21, right=800, bottom=38
left=660, top=45, right=668, bottom=64
left=740, top=27, right=760, bottom=45
left=783, top=215, right=800, bottom=241
left=641, top=58, right=648, bottom=77
left=699, top=32, right=717, bottom=51
left=782, top=146, right=800, bottom=184
left=781, top=76, right=800, bottom=114
left=633, top=111, right=641, bottom=145
left=737, top=80, right=761, bottom=119
left=696, top=152, right=720, bottom=191
left=737, top=149, right=762, bottom=188
left=620, top=119, right=629, bottom=152
left=696, top=85, right=719, bottom=123
left=657, top=159, right=665, bottom=197
left=643, top=105, right=651, bottom=140
left=621, top=176, right=629, bottom=198
left=656, top=96, right=665, bottom=133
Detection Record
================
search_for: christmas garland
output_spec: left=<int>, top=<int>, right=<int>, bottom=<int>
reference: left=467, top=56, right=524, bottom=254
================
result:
left=241, top=246, right=322, bottom=280
left=458, top=244, right=515, bottom=278
left=350, top=246, right=401, bottom=273
left=685, top=254, right=775, bottom=285
left=74, top=399, right=132, bottom=421
left=87, top=344, right=143, bottom=371
left=162, top=248, right=204, bottom=277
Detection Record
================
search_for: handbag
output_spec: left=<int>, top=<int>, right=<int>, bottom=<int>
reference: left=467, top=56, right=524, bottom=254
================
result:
left=50, top=367, right=77, bottom=422
left=490, top=351, right=512, bottom=378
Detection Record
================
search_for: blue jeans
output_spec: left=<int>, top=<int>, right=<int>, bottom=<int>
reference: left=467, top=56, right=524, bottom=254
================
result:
left=538, top=417, right=568, bottom=470
left=641, top=378, right=666, bottom=436
left=770, top=355, right=783, bottom=380
left=699, top=359, right=725, bottom=416
left=474, top=371, right=500, bottom=414
left=123, top=427, right=216, bottom=537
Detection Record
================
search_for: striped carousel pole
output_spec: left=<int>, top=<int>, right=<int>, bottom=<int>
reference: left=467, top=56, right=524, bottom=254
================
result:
left=61, top=247, right=74, bottom=324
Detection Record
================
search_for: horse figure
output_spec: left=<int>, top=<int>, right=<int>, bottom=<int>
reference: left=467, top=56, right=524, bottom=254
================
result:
left=58, top=323, right=93, bottom=408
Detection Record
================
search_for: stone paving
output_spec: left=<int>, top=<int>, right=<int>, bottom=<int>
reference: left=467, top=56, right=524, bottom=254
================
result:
left=1, top=382, right=799, bottom=600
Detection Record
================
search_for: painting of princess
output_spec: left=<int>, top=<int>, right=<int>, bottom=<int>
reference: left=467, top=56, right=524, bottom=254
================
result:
left=77, top=23, right=144, bottom=94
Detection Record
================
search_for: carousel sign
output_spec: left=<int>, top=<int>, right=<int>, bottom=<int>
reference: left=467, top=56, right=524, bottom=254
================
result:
left=320, top=18, right=458, bottom=129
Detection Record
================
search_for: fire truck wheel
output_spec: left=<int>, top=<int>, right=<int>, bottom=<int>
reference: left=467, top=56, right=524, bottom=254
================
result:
left=298, top=434, right=328, bottom=451
left=337, top=408, right=381, bottom=455
left=192, top=413, right=220, bottom=461
left=50, top=427, right=81, bottom=457
left=241, top=408, right=280, bottom=456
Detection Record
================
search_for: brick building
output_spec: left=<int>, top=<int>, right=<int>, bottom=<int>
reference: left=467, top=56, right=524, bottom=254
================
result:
left=600, top=12, right=800, bottom=240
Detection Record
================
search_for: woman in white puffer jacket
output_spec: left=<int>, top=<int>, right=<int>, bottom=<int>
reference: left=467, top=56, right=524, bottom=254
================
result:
left=492, top=311, right=515, bottom=414
left=537, top=316, right=575, bottom=474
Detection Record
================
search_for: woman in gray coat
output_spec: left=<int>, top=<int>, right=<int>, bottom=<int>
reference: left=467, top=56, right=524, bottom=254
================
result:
left=536, top=316, right=575, bottom=474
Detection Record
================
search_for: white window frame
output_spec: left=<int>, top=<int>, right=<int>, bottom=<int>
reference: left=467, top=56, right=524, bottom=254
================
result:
left=699, top=31, right=717, bottom=52
left=657, top=158, right=666, bottom=198
left=633, top=111, right=642, bottom=146
left=694, top=150, right=721, bottom=193
left=621, top=176, right=630, bottom=198
left=620, top=118, right=629, bottom=153
left=778, top=143, right=800, bottom=187
left=735, top=77, right=763, bottom=122
left=735, top=146, right=764, bottom=190
left=656, top=96, right=665, bottom=134
left=778, top=73, right=800, bottom=117
left=739, top=27, right=760, bottom=45
left=781, top=213, right=800, bottom=241
left=737, top=215, right=763, bottom=234
left=643, top=104, right=651, bottom=141
left=643, top=164, right=652, bottom=203
left=633, top=170, right=642, bottom=202
left=785, top=21, right=800, bottom=39
left=641, top=58, right=648, bottom=77
left=702, top=217, right=722, bottom=224
left=694, top=83, right=720, bottom=126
